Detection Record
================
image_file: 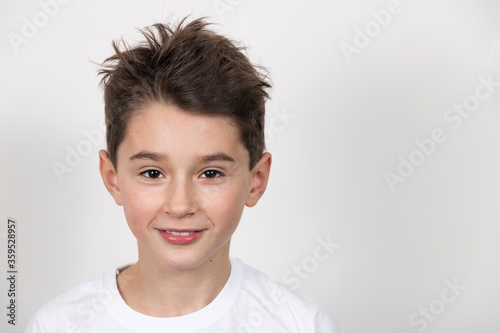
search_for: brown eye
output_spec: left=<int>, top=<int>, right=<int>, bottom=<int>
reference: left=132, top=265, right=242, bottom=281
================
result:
left=201, top=170, right=223, bottom=179
left=141, top=169, right=163, bottom=179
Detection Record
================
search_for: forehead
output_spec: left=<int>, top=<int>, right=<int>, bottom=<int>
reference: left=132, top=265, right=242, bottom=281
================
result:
left=118, top=103, right=248, bottom=162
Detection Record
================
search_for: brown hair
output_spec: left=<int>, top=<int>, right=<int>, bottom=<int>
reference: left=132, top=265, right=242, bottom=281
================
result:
left=98, top=17, right=271, bottom=170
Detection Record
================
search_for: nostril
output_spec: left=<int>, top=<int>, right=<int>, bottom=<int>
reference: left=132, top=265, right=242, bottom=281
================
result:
left=165, top=210, right=195, bottom=219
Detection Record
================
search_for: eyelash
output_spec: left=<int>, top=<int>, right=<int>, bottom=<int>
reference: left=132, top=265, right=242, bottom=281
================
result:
left=139, top=169, right=224, bottom=180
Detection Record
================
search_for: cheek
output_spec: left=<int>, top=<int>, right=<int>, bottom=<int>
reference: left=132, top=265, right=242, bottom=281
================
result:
left=200, top=180, right=248, bottom=226
left=121, top=183, right=163, bottom=231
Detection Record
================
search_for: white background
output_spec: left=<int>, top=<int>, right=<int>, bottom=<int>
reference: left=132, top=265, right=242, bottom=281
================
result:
left=1, top=0, right=500, bottom=332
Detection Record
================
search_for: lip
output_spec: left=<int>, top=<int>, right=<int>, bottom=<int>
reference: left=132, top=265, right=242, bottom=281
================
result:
left=156, top=228, right=205, bottom=245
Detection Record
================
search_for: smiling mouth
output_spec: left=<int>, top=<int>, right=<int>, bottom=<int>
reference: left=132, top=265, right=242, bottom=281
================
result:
left=165, top=231, right=195, bottom=236
left=157, top=228, right=205, bottom=245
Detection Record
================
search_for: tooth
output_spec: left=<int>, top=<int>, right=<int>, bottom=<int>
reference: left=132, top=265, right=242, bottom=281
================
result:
left=166, top=231, right=195, bottom=236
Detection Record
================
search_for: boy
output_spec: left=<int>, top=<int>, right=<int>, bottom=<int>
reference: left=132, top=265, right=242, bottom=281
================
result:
left=25, top=17, right=343, bottom=332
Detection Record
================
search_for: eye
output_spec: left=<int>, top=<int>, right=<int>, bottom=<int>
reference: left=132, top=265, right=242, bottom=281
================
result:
left=201, top=169, right=223, bottom=179
left=140, top=169, right=164, bottom=179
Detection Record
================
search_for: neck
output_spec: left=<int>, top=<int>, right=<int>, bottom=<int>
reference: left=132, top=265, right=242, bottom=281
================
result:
left=117, top=246, right=231, bottom=317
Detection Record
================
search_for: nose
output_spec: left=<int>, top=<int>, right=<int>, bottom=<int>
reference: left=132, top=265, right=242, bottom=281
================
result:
left=163, top=178, right=197, bottom=219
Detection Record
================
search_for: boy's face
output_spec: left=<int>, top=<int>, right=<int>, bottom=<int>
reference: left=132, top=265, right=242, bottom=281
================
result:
left=99, top=103, right=271, bottom=271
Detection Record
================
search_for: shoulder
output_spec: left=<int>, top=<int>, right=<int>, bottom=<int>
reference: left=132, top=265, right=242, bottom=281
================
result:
left=232, top=258, right=344, bottom=333
left=25, top=270, right=117, bottom=333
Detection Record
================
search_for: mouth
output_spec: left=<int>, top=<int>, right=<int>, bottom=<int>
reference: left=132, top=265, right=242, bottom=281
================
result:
left=156, top=228, right=205, bottom=245
left=165, top=230, right=196, bottom=236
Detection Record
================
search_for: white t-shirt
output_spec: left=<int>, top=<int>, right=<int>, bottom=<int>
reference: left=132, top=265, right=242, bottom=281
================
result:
left=25, top=258, right=343, bottom=332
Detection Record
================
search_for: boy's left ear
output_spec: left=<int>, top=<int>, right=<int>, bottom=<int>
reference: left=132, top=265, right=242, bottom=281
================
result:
left=246, top=152, right=272, bottom=207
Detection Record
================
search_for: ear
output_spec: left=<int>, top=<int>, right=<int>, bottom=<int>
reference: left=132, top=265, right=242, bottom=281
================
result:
left=245, top=152, right=272, bottom=207
left=99, top=149, right=123, bottom=206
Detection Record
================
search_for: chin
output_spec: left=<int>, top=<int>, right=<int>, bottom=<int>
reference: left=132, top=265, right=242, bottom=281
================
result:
left=157, top=251, right=213, bottom=272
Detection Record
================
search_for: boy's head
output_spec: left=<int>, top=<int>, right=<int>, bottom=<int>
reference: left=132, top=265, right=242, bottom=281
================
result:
left=97, top=17, right=272, bottom=270
left=98, top=17, right=271, bottom=171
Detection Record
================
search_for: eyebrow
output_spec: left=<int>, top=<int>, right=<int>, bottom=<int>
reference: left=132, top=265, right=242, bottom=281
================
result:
left=129, top=151, right=167, bottom=162
left=200, top=153, right=235, bottom=164
left=129, top=151, right=236, bottom=164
